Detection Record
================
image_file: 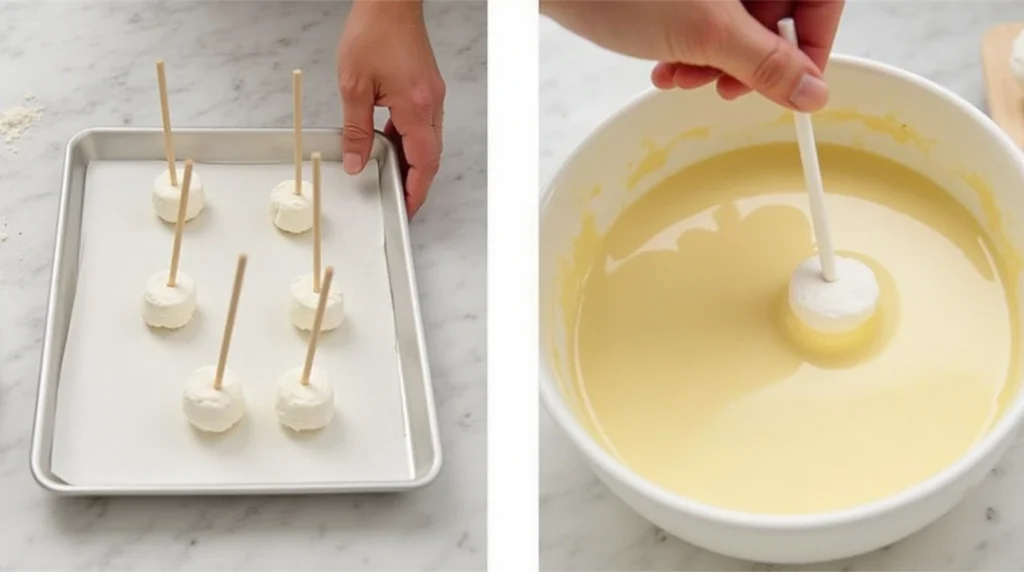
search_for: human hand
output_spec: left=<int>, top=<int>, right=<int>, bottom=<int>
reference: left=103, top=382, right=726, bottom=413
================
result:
left=541, top=0, right=844, bottom=112
left=337, top=0, right=446, bottom=217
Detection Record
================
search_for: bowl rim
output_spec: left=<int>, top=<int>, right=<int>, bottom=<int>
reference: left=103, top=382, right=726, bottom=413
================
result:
left=539, top=53, right=1024, bottom=530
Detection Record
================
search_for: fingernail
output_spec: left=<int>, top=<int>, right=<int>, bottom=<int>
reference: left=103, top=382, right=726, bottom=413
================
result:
left=789, top=74, right=829, bottom=112
left=343, top=153, right=362, bottom=174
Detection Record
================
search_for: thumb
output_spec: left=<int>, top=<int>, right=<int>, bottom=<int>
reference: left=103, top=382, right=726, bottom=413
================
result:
left=705, top=12, right=829, bottom=112
left=339, top=73, right=375, bottom=174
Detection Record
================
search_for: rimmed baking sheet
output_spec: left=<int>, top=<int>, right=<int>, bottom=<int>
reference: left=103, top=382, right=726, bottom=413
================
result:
left=31, top=129, right=441, bottom=495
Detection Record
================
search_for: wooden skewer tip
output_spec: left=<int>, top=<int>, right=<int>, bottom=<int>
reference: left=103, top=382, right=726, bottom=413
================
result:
left=213, top=254, right=248, bottom=390
left=293, top=70, right=304, bottom=195
left=156, top=59, right=177, bottom=187
left=312, top=152, right=322, bottom=292
left=167, top=160, right=194, bottom=287
left=300, top=266, right=334, bottom=385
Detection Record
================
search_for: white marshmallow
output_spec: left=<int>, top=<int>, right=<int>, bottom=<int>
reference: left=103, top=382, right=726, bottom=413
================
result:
left=289, top=272, right=344, bottom=331
left=788, top=255, right=879, bottom=335
left=275, top=366, right=335, bottom=431
left=182, top=365, right=246, bottom=433
left=1012, top=30, right=1024, bottom=90
left=270, top=180, right=314, bottom=233
left=152, top=167, right=205, bottom=223
left=141, top=270, right=197, bottom=329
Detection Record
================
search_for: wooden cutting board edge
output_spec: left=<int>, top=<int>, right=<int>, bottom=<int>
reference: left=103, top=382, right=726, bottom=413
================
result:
left=981, top=21, right=1024, bottom=149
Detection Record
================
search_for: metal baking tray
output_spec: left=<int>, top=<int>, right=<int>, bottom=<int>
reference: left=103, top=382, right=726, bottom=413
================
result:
left=30, top=128, right=442, bottom=495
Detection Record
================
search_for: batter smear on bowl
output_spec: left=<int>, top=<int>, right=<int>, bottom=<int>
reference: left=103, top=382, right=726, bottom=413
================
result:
left=566, top=143, right=1020, bottom=515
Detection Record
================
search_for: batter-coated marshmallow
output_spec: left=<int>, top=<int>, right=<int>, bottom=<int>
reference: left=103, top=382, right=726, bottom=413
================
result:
left=270, top=180, right=314, bottom=233
left=142, top=270, right=197, bottom=329
left=289, top=272, right=344, bottom=331
left=1012, top=30, right=1024, bottom=90
left=182, top=365, right=246, bottom=433
left=275, top=366, right=335, bottom=431
left=788, top=255, right=879, bottom=335
left=152, top=167, right=205, bottom=223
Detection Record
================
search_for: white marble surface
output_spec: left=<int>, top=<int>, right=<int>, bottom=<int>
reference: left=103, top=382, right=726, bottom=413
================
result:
left=541, top=2, right=1024, bottom=570
left=0, top=2, right=484, bottom=570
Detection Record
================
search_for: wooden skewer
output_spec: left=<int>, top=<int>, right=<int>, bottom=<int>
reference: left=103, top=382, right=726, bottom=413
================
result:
left=981, top=22, right=1024, bottom=149
left=293, top=69, right=303, bottom=195
left=214, top=254, right=248, bottom=390
left=301, top=266, right=334, bottom=386
left=167, top=160, right=193, bottom=287
left=312, top=152, right=322, bottom=293
left=156, top=60, right=178, bottom=187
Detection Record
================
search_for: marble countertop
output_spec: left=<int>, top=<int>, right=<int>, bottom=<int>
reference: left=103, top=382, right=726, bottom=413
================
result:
left=0, top=2, right=485, bottom=570
left=541, top=2, right=1024, bottom=570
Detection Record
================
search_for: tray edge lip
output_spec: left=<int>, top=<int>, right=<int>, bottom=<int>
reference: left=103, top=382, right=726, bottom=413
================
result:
left=376, top=132, right=445, bottom=489
left=31, top=126, right=444, bottom=495
left=30, top=125, right=88, bottom=494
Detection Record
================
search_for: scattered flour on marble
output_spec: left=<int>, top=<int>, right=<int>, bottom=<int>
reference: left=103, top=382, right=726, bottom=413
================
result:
left=1, top=92, right=45, bottom=152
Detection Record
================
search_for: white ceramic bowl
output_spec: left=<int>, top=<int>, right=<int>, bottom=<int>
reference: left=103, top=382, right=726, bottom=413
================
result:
left=539, top=55, right=1024, bottom=564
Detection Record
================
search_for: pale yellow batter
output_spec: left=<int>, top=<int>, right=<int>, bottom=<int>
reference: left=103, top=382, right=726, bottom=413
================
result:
left=567, top=143, right=1020, bottom=515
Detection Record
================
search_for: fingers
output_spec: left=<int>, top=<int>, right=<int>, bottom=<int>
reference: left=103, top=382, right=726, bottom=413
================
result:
left=338, top=71, right=375, bottom=175
left=404, top=159, right=434, bottom=216
left=717, top=1, right=844, bottom=102
left=652, top=62, right=721, bottom=90
left=743, top=0, right=796, bottom=33
left=716, top=74, right=750, bottom=100
left=389, top=87, right=442, bottom=217
left=792, top=0, right=845, bottom=72
left=383, top=118, right=412, bottom=197
left=704, top=5, right=829, bottom=112
left=651, top=62, right=675, bottom=89
left=716, top=0, right=796, bottom=100
left=383, top=119, right=406, bottom=171
left=672, top=64, right=721, bottom=89
left=383, top=118, right=423, bottom=214
left=653, top=2, right=842, bottom=109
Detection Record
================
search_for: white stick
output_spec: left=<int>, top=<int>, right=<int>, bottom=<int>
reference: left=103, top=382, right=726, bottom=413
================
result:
left=778, top=18, right=838, bottom=282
